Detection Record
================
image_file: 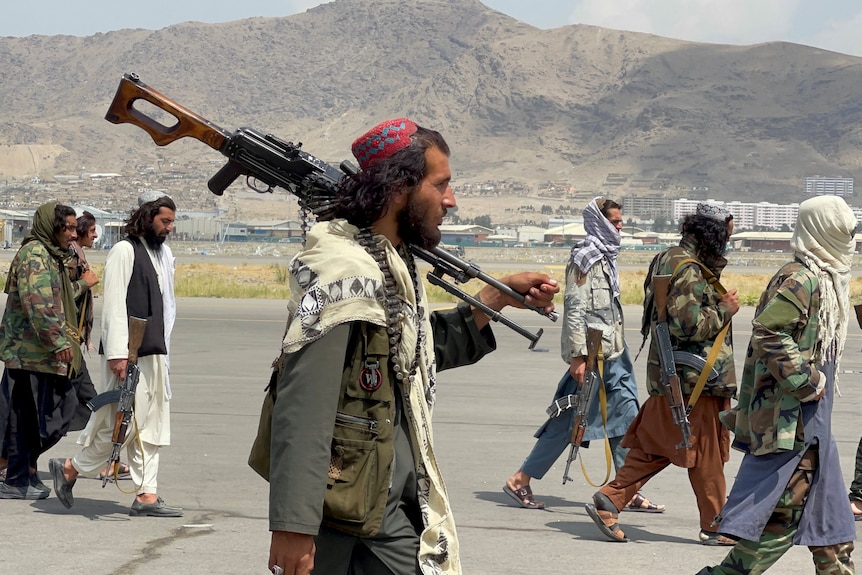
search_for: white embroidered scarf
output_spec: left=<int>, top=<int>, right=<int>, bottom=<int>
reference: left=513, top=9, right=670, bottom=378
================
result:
left=282, top=220, right=461, bottom=574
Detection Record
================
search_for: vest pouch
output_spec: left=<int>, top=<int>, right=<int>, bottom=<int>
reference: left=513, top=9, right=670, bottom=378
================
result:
left=323, top=411, right=380, bottom=530
left=248, top=359, right=281, bottom=481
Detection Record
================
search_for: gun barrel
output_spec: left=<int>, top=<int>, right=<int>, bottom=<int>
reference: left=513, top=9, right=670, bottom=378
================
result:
left=424, top=272, right=543, bottom=349
left=412, top=245, right=559, bottom=322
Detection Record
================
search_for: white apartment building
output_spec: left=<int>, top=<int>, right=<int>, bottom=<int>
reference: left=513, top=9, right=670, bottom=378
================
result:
left=673, top=199, right=801, bottom=230
left=804, top=176, right=853, bottom=196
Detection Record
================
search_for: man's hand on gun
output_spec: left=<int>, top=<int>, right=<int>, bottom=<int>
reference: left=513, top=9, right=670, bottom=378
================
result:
left=108, top=358, right=128, bottom=380
left=476, top=273, right=559, bottom=315
left=570, top=355, right=587, bottom=384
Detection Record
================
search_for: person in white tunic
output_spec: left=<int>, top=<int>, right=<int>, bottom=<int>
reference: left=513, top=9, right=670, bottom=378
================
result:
left=48, top=191, right=181, bottom=517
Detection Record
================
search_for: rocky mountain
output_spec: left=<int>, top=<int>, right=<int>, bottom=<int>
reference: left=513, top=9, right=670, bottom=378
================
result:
left=2, top=0, right=862, bottom=205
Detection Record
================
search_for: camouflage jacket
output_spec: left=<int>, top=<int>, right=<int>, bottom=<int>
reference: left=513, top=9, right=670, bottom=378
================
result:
left=0, top=240, right=74, bottom=375
left=644, top=241, right=736, bottom=398
left=720, top=261, right=821, bottom=455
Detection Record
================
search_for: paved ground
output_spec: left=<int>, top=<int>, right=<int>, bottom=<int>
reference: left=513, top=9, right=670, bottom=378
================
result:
left=1, top=295, right=861, bottom=574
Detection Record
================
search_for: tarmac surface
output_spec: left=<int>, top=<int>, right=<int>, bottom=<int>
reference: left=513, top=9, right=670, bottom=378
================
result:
left=1, top=295, right=862, bottom=574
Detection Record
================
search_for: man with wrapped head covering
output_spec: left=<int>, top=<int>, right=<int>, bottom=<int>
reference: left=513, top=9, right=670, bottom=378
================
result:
left=697, top=195, right=857, bottom=574
left=503, top=197, right=663, bottom=514
left=585, top=201, right=739, bottom=545
left=49, top=192, right=181, bottom=517
left=0, top=202, right=81, bottom=499
left=264, top=118, right=559, bottom=575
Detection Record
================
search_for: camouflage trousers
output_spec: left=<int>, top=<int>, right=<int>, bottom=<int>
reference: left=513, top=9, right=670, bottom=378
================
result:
left=698, top=450, right=855, bottom=575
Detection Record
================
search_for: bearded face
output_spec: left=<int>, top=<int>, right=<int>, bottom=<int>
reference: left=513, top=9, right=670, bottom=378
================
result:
left=397, top=193, right=442, bottom=250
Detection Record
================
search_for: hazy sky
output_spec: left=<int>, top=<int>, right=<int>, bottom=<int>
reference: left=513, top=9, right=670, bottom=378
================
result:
left=3, top=0, right=862, bottom=57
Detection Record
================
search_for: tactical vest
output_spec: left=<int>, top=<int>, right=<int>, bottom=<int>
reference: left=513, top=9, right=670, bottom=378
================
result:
left=249, top=322, right=397, bottom=538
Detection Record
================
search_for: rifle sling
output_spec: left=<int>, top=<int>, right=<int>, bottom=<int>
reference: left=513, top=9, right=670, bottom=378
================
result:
left=580, top=351, right=613, bottom=487
left=668, top=258, right=729, bottom=411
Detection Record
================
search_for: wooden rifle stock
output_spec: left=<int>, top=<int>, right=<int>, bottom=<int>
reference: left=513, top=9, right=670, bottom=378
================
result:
left=570, top=327, right=604, bottom=446
left=105, top=73, right=230, bottom=150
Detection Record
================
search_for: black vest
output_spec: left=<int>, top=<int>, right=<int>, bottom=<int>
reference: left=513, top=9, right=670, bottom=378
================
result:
left=124, top=237, right=167, bottom=357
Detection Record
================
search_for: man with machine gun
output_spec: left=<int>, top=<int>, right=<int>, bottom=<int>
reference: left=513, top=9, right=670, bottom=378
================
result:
left=49, top=192, right=181, bottom=517
left=504, top=198, right=663, bottom=514
left=262, top=118, right=558, bottom=575
left=585, top=202, right=738, bottom=545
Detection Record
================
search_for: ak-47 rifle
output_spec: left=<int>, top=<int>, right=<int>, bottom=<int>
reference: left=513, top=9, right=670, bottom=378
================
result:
left=86, top=316, right=148, bottom=487
left=562, top=326, right=604, bottom=484
left=104, top=73, right=557, bottom=346
left=651, top=274, right=694, bottom=450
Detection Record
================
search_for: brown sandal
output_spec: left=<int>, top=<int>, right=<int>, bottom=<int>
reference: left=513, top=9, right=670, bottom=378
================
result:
left=585, top=503, right=628, bottom=542
left=699, top=530, right=736, bottom=546
left=626, top=492, right=666, bottom=513
left=503, top=484, right=545, bottom=509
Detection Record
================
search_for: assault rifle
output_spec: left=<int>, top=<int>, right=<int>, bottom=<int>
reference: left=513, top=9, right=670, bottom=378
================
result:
left=104, top=73, right=557, bottom=345
left=562, top=327, right=604, bottom=484
left=652, top=274, right=694, bottom=449
left=86, top=316, right=148, bottom=487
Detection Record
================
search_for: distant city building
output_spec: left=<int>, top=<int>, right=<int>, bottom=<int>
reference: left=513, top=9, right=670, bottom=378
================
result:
left=673, top=198, right=800, bottom=230
left=804, top=176, right=853, bottom=196
left=622, top=195, right=675, bottom=220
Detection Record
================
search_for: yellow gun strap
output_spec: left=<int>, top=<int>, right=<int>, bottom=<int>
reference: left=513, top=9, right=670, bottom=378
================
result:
left=579, top=351, right=613, bottom=487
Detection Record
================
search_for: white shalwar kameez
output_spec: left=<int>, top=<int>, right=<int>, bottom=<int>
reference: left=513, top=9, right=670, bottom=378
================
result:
left=73, top=241, right=175, bottom=494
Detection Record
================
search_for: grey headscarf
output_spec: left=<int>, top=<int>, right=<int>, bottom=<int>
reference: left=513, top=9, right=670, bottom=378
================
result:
left=569, top=197, right=621, bottom=298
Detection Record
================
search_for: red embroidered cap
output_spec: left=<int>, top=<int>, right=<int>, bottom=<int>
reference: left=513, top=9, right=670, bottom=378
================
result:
left=351, top=118, right=418, bottom=170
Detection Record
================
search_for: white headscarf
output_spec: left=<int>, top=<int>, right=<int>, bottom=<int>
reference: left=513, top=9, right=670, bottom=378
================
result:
left=790, top=195, right=857, bottom=367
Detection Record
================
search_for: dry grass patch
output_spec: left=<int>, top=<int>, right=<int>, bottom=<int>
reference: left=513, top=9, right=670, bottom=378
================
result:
left=6, top=261, right=862, bottom=306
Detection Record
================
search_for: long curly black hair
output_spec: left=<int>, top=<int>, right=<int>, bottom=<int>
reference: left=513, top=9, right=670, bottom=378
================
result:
left=334, top=126, right=449, bottom=228
left=123, top=196, right=176, bottom=239
left=680, top=213, right=731, bottom=262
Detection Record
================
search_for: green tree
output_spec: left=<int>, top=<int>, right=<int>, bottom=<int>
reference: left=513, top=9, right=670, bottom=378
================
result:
left=473, top=214, right=492, bottom=228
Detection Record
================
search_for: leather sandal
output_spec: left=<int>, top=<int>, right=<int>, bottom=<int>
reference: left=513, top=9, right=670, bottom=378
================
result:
left=699, top=530, right=736, bottom=546
left=585, top=503, right=628, bottom=542
left=503, top=484, right=545, bottom=509
left=625, top=491, right=666, bottom=513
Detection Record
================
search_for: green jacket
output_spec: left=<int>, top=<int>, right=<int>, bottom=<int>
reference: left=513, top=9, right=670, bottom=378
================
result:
left=267, top=302, right=495, bottom=538
left=0, top=240, right=75, bottom=375
left=720, top=261, right=822, bottom=455
left=643, top=241, right=736, bottom=398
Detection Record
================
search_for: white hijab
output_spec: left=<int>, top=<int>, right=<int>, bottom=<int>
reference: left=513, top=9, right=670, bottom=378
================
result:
left=790, top=195, right=857, bottom=367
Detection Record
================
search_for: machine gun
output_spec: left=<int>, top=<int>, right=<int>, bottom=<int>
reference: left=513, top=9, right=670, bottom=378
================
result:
left=652, top=274, right=694, bottom=450
left=104, top=73, right=556, bottom=345
left=105, top=72, right=347, bottom=220
left=561, top=327, right=604, bottom=484
left=86, top=316, right=148, bottom=487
